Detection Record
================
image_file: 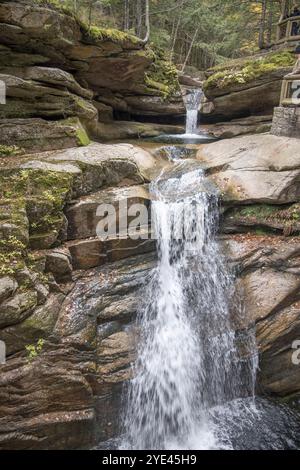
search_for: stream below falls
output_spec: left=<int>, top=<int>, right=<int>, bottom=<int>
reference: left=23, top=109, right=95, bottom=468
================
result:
left=97, top=148, right=300, bottom=451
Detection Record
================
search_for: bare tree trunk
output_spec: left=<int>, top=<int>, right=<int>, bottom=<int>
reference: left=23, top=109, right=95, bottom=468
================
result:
left=266, top=0, right=274, bottom=46
left=181, top=27, right=199, bottom=72
left=141, top=0, right=150, bottom=44
left=88, top=1, right=97, bottom=28
left=136, top=0, right=143, bottom=37
left=124, top=0, right=130, bottom=31
left=258, top=0, right=267, bottom=49
left=171, top=5, right=183, bottom=60
left=73, top=0, right=77, bottom=15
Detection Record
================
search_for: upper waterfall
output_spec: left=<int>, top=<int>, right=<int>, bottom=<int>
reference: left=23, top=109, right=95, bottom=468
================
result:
left=185, top=88, right=203, bottom=135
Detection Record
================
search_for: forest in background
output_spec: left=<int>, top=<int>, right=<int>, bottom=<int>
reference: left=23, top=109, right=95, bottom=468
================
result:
left=49, top=0, right=285, bottom=70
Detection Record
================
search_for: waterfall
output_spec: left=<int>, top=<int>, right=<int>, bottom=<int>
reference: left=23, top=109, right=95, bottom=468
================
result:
left=185, top=88, right=203, bottom=135
left=122, top=160, right=257, bottom=450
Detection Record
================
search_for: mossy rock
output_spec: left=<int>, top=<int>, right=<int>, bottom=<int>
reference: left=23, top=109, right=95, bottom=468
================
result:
left=0, top=118, right=91, bottom=154
left=0, top=168, right=74, bottom=254
left=81, top=25, right=141, bottom=47
left=204, top=50, right=295, bottom=93
left=63, top=118, right=90, bottom=147
left=144, top=47, right=180, bottom=100
left=32, top=0, right=141, bottom=47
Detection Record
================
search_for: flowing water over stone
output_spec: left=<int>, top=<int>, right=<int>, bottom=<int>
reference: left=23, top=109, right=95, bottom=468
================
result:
left=185, top=88, right=203, bottom=135
left=121, top=160, right=258, bottom=450
left=152, top=87, right=216, bottom=144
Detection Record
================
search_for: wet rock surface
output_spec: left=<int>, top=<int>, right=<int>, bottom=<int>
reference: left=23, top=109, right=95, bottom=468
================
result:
left=0, top=253, right=155, bottom=449
left=0, top=1, right=300, bottom=450
left=224, top=235, right=300, bottom=405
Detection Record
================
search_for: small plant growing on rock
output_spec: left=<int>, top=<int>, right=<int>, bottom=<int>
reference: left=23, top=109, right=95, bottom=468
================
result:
left=0, top=236, right=27, bottom=276
left=25, top=339, right=45, bottom=363
left=0, top=145, right=23, bottom=158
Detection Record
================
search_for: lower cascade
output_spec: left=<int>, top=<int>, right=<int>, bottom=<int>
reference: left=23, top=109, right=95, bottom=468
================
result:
left=122, top=159, right=257, bottom=450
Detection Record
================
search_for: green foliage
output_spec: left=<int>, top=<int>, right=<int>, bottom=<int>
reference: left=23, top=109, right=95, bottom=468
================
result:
left=25, top=339, right=45, bottom=362
left=204, top=51, right=295, bottom=91
left=0, top=235, right=26, bottom=276
left=145, top=47, right=180, bottom=100
left=0, top=145, right=23, bottom=158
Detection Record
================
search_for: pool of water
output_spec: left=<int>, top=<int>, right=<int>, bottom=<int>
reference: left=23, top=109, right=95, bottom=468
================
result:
left=96, top=398, right=300, bottom=450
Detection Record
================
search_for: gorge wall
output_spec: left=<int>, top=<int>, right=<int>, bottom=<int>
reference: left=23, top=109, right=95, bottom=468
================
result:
left=0, top=0, right=300, bottom=452
left=0, top=0, right=184, bottom=151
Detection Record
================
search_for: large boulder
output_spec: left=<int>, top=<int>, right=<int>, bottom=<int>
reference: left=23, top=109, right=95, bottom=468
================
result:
left=201, top=51, right=295, bottom=122
left=0, top=354, right=95, bottom=450
left=0, top=276, right=17, bottom=304
left=124, top=95, right=185, bottom=118
left=204, top=115, right=272, bottom=140
left=95, top=120, right=184, bottom=141
left=66, top=185, right=151, bottom=240
left=197, top=134, right=300, bottom=204
left=20, top=142, right=158, bottom=197
left=0, top=118, right=90, bottom=152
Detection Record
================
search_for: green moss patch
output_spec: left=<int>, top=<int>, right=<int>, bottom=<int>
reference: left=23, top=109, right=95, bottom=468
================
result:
left=204, top=50, right=295, bottom=92
left=0, top=235, right=27, bottom=276
left=145, top=48, right=180, bottom=100
left=63, top=118, right=90, bottom=147
left=33, top=0, right=140, bottom=47
left=0, top=169, right=73, bottom=249
left=32, top=0, right=75, bottom=17
left=228, top=203, right=300, bottom=236
left=0, top=145, right=24, bottom=158
left=81, top=24, right=140, bottom=45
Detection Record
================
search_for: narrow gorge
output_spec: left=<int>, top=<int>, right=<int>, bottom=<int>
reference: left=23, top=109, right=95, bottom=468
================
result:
left=1, top=0, right=300, bottom=452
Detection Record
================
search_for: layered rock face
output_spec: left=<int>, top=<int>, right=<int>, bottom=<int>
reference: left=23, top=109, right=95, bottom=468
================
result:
left=0, top=141, right=161, bottom=449
left=1, top=131, right=300, bottom=448
left=197, top=134, right=300, bottom=410
left=0, top=0, right=183, bottom=450
left=1, top=3, right=300, bottom=447
left=201, top=51, right=295, bottom=123
left=0, top=0, right=184, bottom=149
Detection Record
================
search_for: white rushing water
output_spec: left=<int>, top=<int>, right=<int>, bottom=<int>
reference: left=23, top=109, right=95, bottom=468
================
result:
left=122, top=160, right=258, bottom=450
left=185, top=88, right=203, bottom=135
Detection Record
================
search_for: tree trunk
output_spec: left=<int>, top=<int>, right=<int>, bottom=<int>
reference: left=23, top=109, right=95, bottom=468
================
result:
left=136, top=0, right=143, bottom=37
left=171, top=6, right=183, bottom=60
left=258, top=0, right=267, bottom=49
left=266, top=0, right=274, bottom=46
left=88, top=1, right=94, bottom=28
left=141, top=0, right=150, bottom=44
left=181, top=27, right=199, bottom=72
left=124, top=0, right=130, bottom=31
